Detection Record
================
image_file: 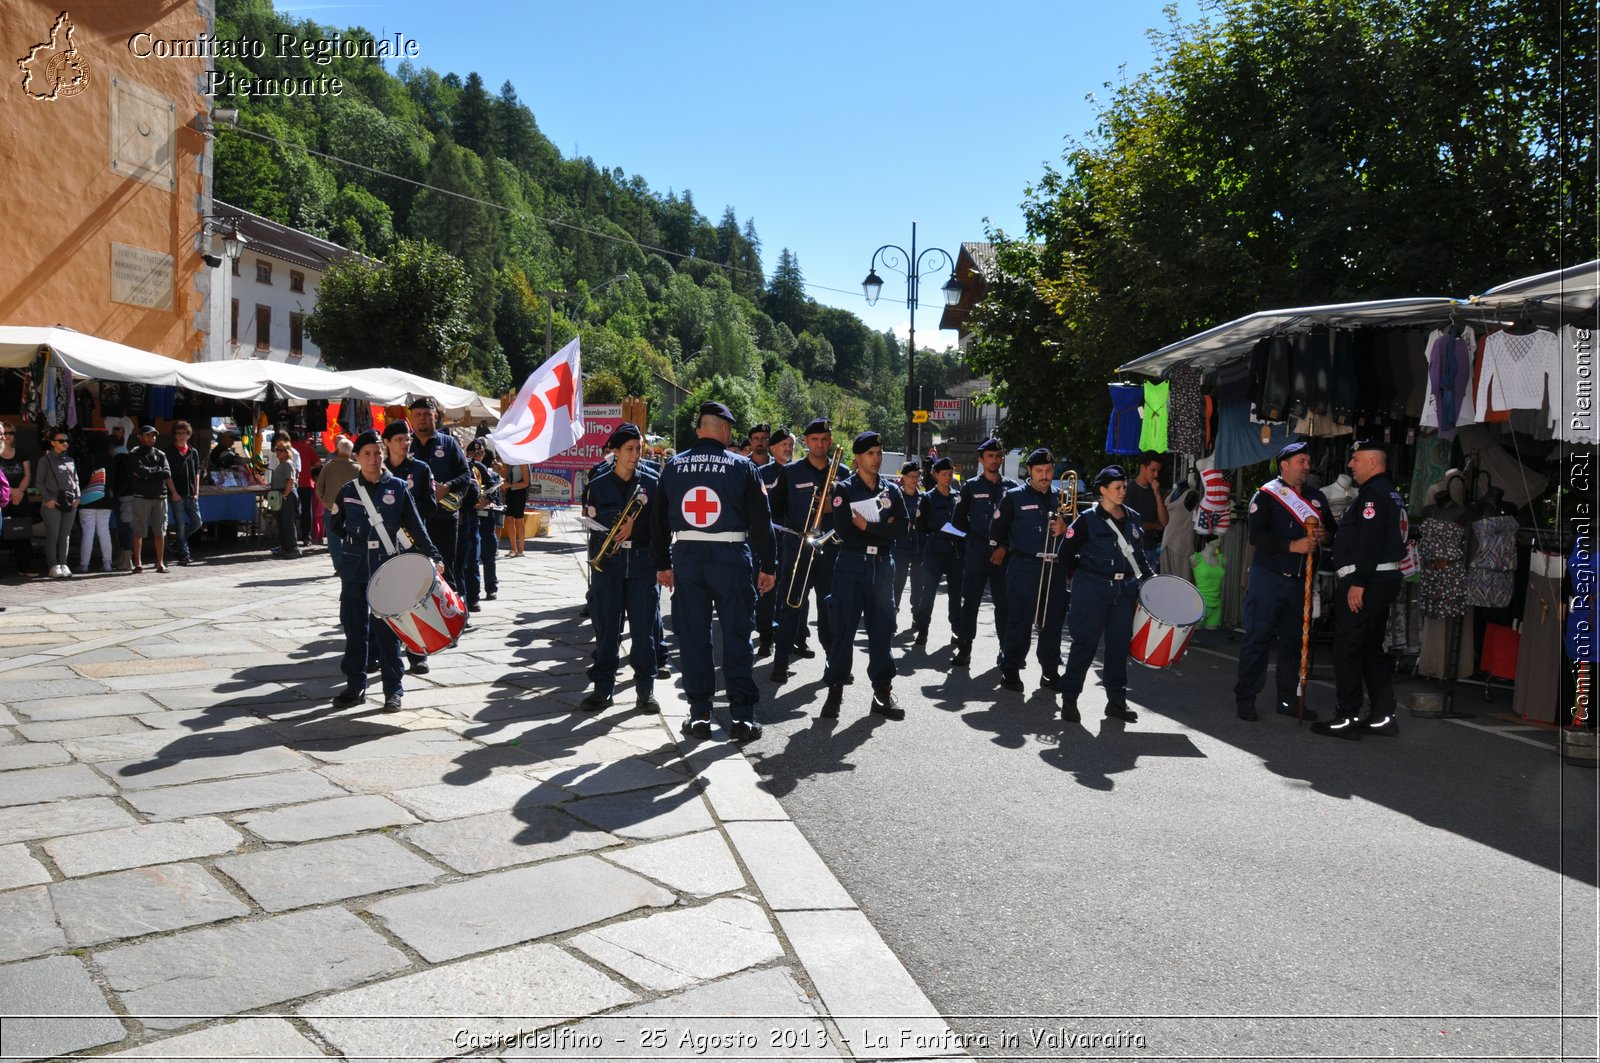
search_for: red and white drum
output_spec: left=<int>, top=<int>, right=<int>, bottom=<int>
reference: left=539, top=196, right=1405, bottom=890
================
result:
left=367, top=553, right=466, bottom=656
left=1129, top=574, right=1205, bottom=669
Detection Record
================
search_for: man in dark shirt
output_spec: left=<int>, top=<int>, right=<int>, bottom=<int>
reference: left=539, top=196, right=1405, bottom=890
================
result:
left=165, top=421, right=203, bottom=566
left=127, top=425, right=179, bottom=574
left=1122, top=452, right=1167, bottom=572
left=951, top=438, right=1017, bottom=667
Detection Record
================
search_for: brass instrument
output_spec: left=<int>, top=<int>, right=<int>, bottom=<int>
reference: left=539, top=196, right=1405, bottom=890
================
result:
left=590, top=488, right=646, bottom=572
left=1034, top=470, right=1081, bottom=629
left=783, top=446, right=845, bottom=609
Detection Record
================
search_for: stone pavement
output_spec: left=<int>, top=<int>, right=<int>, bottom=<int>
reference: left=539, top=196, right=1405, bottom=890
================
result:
left=0, top=514, right=967, bottom=1062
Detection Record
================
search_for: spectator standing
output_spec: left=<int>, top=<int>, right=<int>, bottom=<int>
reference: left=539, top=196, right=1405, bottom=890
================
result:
left=110, top=428, right=134, bottom=570
left=269, top=440, right=300, bottom=558
left=0, top=423, right=34, bottom=577
left=35, top=429, right=81, bottom=578
left=501, top=460, right=529, bottom=558
left=126, top=425, right=178, bottom=574
left=0, top=464, right=8, bottom=607
left=165, top=421, right=203, bottom=566
left=465, top=438, right=502, bottom=603
left=315, top=437, right=358, bottom=575
left=290, top=429, right=321, bottom=545
left=76, top=438, right=116, bottom=573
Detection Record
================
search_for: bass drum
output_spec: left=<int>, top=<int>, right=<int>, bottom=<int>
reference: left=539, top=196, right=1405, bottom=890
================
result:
left=1129, top=574, right=1204, bottom=669
left=367, top=552, right=465, bottom=655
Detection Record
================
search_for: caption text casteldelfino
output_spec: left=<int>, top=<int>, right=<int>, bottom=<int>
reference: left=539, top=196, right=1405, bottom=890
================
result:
left=126, top=31, right=420, bottom=97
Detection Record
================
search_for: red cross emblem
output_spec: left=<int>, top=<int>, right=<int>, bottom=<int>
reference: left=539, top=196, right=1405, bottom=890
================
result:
left=682, top=486, right=721, bottom=527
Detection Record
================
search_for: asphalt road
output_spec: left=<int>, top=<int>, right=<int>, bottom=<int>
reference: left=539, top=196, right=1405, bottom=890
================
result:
left=744, top=586, right=1598, bottom=1062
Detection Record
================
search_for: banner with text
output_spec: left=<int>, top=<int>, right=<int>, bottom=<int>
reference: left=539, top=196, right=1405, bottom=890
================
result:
left=536, top=404, right=622, bottom=472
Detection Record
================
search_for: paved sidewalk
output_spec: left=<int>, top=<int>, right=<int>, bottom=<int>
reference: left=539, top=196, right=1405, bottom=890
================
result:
left=0, top=513, right=965, bottom=1062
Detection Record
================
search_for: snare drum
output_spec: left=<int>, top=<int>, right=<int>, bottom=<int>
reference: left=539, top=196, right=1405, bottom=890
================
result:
left=367, top=552, right=466, bottom=655
left=1129, top=574, right=1204, bottom=669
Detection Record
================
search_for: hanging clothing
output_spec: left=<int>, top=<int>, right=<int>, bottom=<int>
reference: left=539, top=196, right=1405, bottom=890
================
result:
left=1252, top=336, right=1292, bottom=422
left=1420, top=328, right=1476, bottom=439
left=1466, top=515, right=1518, bottom=609
left=1452, top=425, right=1549, bottom=509
left=1417, top=516, right=1468, bottom=619
left=1514, top=550, right=1564, bottom=722
left=1105, top=384, right=1143, bottom=455
left=1476, top=328, right=1560, bottom=415
left=1329, top=330, right=1358, bottom=426
left=1407, top=436, right=1453, bottom=519
left=1191, top=543, right=1225, bottom=629
left=1417, top=609, right=1475, bottom=679
left=1192, top=467, right=1233, bottom=537
left=1167, top=366, right=1206, bottom=456
left=1138, top=380, right=1170, bottom=452
left=1213, top=360, right=1295, bottom=469
left=1159, top=485, right=1196, bottom=583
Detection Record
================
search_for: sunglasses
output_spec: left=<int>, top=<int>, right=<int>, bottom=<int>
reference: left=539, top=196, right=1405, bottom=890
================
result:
left=52, top=438, right=69, bottom=444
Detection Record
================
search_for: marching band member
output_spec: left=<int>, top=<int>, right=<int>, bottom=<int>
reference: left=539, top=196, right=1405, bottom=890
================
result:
left=651, top=402, right=776, bottom=742
left=768, top=418, right=839, bottom=683
left=819, top=432, right=909, bottom=720
left=331, top=431, right=443, bottom=713
left=952, top=438, right=1017, bottom=667
left=891, top=461, right=924, bottom=619
left=991, top=448, right=1070, bottom=694
left=381, top=420, right=437, bottom=676
left=407, top=397, right=471, bottom=596
left=753, top=426, right=792, bottom=658
left=910, top=456, right=962, bottom=648
left=1312, top=440, right=1407, bottom=740
left=582, top=424, right=662, bottom=713
left=1233, top=441, right=1333, bottom=721
left=1055, top=466, right=1152, bottom=724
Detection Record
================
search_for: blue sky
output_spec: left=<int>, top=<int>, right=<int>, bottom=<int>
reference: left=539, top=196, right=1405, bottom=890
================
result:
left=283, top=0, right=1197, bottom=349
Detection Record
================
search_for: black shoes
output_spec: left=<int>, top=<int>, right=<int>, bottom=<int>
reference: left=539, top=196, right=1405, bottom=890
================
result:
left=484, top=592, right=496, bottom=601
left=681, top=716, right=712, bottom=740
left=1311, top=715, right=1362, bottom=740
left=950, top=640, right=971, bottom=667
left=791, top=644, right=817, bottom=660
left=999, top=670, right=1025, bottom=692
left=1236, top=700, right=1258, bottom=721
left=579, top=692, right=615, bottom=712
left=382, top=693, right=403, bottom=713
left=331, top=688, right=366, bottom=710
left=912, top=625, right=928, bottom=648
left=870, top=687, right=904, bottom=721
left=1276, top=699, right=1319, bottom=722
left=821, top=685, right=843, bottom=719
left=367, top=660, right=380, bottom=675
left=1362, top=713, right=1399, bottom=737
left=729, top=719, right=762, bottom=743
left=468, top=602, right=482, bottom=613
left=655, top=666, right=671, bottom=680
left=1061, top=701, right=1081, bottom=723
left=770, top=659, right=791, bottom=684
left=1039, top=673, right=1061, bottom=692
left=755, top=636, right=772, bottom=658
left=408, top=659, right=430, bottom=675
left=637, top=692, right=662, bottom=714
left=1105, top=701, right=1138, bottom=723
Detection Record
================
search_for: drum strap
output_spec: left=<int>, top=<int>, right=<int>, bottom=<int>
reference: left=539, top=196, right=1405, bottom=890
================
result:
left=353, top=480, right=399, bottom=557
left=1102, top=509, right=1151, bottom=580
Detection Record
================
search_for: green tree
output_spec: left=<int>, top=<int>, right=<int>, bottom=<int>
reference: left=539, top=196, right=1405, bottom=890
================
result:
left=765, top=248, right=810, bottom=334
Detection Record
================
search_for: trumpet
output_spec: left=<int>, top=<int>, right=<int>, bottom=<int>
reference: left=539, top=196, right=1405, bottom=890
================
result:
left=1035, top=470, right=1081, bottom=630
left=590, top=489, right=646, bottom=572
left=783, top=446, right=845, bottom=609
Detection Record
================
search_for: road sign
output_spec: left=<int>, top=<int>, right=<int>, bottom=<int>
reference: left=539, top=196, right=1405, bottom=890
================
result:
left=931, top=398, right=961, bottom=422
left=912, top=410, right=929, bottom=424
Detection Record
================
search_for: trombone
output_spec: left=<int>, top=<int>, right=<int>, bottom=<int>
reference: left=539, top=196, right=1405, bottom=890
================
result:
left=1034, top=470, right=1080, bottom=629
left=783, top=445, right=845, bottom=609
left=589, top=489, right=645, bottom=572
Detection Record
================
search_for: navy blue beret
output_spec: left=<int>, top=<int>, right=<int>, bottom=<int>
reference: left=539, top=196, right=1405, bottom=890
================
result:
left=899, top=461, right=921, bottom=475
left=699, top=401, right=736, bottom=425
left=353, top=430, right=382, bottom=453
left=932, top=457, right=954, bottom=473
left=1276, top=440, right=1309, bottom=462
left=1025, top=447, right=1054, bottom=467
left=852, top=431, right=882, bottom=455
left=802, top=417, right=832, bottom=436
left=1094, top=464, right=1127, bottom=487
left=606, top=422, right=642, bottom=450
left=978, top=437, right=1004, bottom=454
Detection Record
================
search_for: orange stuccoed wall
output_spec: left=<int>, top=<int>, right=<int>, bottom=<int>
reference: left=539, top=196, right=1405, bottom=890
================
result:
left=1, top=0, right=212, bottom=361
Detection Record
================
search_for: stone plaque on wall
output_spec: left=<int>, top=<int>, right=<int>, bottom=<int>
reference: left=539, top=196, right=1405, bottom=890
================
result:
left=109, top=76, right=176, bottom=190
left=110, top=243, right=173, bottom=309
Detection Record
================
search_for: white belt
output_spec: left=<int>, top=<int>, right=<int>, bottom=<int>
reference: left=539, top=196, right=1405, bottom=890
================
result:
left=676, top=531, right=746, bottom=543
left=1336, top=562, right=1399, bottom=578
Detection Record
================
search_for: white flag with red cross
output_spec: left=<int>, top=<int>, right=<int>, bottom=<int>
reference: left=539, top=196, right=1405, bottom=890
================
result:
left=489, top=337, right=583, bottom=464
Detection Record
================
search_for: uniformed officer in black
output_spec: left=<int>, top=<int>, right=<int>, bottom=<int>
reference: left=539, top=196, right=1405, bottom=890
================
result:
left=1313, top=440, right=1407, bottom=739
left=819, top=432, right=908, bottom=720
left=768, top=418, right=839, bottom=683
left=651, top=402, right=776, bottom=742
left=407, top=397, right=472, bottom=595
left=1056, top=466, right=1151, bottom=723
left=582, top=423, right=662, bottom=714
left=952, top=438, right=1017, bottom=667
left=1233, top=441, right=1335, bottom=721
left=890, top=461, right=924, bottom=619
left=331, top=430, right=444, bottom=713
left=991, top=448, right=1071, bottom=693
left=380, top=419, right=438, bottom=676
left=911, top=456, right=963, bottom=648
left=752, top=425, right=788, bottom=657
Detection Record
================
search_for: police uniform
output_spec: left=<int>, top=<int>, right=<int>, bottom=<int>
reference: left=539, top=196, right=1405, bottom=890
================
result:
left=890, top=461, right=924, bottom=617
left=819, top=433, right=908, bottom=720
left=1057, top=466, right=1151, bottom=722
left=583, top=444, right=661, bottom=711
left=382, top=427, right=438, bottom=673
left=1314, top=443, right=1407, bottom=738
left=651, top=403, right=776, bottom=741
left=409, top=412, right=471, bottom=594
left=952, top=439, right=1018, bottom=665
left=768, top=419, right=839, bottom=677
left=457, top=451, right=501, bottom=608
left=332, top=433, right=443, bottom=712
left=911, top=457, right=963, bottom=645
left=992, top=450, right=1070, bottom=689
left=753, top=442, right=787, bottom=653
left=1233, top=442, right=1336, bottom=720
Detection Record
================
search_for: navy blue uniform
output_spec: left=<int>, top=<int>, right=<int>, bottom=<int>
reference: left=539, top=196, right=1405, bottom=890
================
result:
left=334, top=471, right=442, bottom=698
left=821, top=471, right=908, bottom=691
left=891, top=488, right=923, bottom=615
left=456, top=459, right=502, bottom=606
left=991, top=483, right=1070, bottom=678
left=912, top=485, right=963, bottom=636
left=1331, top=473, right=1407, bottom=719
left=1234, top=479, right=1335, bottom=710
left=955, top=472, right=1018, bottom=643
left=411, top=430, right=470, bottom=594
left=768, top=455, right=839, bottom=663
left=588, top=465, right=661, bottom=700
left=383, top=454, right=438, bottom=667
left=1058, top=503, right=1152, bottom=706
left=753, top=458, right=785, bottom=644
left=651, top=438, right=776, bottom=724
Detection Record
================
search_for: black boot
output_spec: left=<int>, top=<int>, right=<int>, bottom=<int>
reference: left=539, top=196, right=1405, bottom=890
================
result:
left=755, top=635, right=772, bottom=658
left=951, top=639, right=971, bottom=667
left=1105, top=700, right=1138, bottom=723
left=578, top=692, right=614, bottom=712
left=1361, top=712, right=1399, bottom=737
left=871, top=685, right=904, bottom=720
left=1060, top=700, right=1081, bottom=723
left=820, top=684, right=843, bottom=719
left=912, top=625, right=928, bottom=648
left=729, top=719, right=763, bottom=743
left=1277, top=698, right=1319, bottom=722
left=1039, top=672, right=1061, bottom=692
left=1236, top=700, right=1258, bottom=721
left=1311, top=714, right=1362, bottom=740
left=770, top=656, right=791, bottom=684
left=1000, top=669, right=1024, bottom=692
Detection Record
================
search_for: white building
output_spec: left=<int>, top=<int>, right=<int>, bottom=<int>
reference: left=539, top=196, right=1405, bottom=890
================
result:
left=204, top=202, right=360, bottom=367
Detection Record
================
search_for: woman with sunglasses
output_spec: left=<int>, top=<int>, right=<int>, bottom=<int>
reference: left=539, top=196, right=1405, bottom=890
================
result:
left=269, top=441, right=300, bottom=558
left=36, top=431, right=81, bottom=578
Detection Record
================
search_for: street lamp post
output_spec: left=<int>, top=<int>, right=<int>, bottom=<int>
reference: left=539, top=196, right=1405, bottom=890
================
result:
left=542, top=273, right=630, bottom=358
left=862, top=222, right=962, bottom=456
